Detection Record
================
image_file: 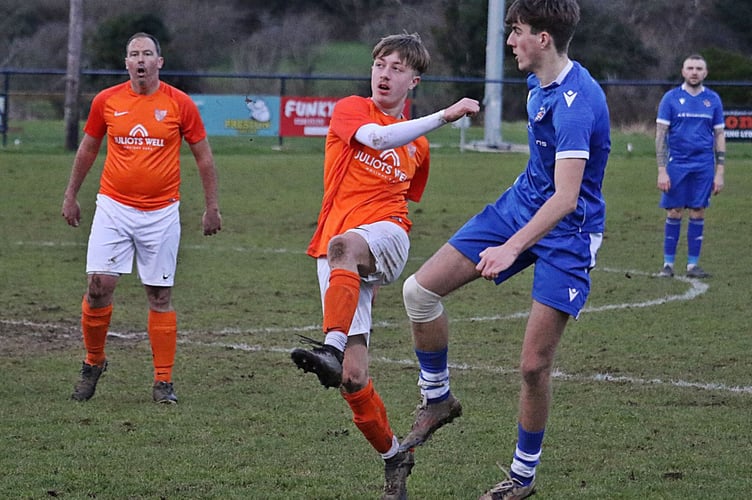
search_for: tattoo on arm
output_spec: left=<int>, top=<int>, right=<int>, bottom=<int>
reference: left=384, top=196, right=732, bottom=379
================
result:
left=655, top=126, right=668, bottom=168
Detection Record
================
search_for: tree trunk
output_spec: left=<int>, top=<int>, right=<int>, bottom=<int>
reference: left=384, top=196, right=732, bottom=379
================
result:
left=64, top=0, right=84, bottom=151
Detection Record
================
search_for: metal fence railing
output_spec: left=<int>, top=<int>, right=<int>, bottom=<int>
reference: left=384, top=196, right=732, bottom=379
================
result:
left=2, top=68, right=752, bottom=146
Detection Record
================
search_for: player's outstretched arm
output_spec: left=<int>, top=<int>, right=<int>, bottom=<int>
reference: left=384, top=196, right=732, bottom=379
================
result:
left=355, top=97, right=480, bottom=150
left=442, top=97, right=481, bottom=123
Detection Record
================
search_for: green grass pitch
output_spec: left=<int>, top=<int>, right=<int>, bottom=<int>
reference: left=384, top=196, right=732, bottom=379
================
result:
left=1, top=120, right=751, bottom=498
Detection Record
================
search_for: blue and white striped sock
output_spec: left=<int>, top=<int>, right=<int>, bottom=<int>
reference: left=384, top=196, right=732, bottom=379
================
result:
left=510, top=424, right=544, bottom=486
left=415, top=347, right=450, bottom=403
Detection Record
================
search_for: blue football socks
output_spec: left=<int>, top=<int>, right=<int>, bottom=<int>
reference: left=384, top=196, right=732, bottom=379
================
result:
left=415, top=347, right=450, bottom=403
left=663, top=216, right=681, bottom=265
left=687, top=218, right=705, bottom=268
left=510, top=424, right=545, bottom=486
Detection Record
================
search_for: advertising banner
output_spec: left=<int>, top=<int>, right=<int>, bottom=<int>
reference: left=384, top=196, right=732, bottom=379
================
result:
left=191, top=94, right=280, bottom=137
left=280, top=96, right=413, bottom=137
left=192, top=94, right=412, bottom=138
left=280, top=96, right=340, bottom=137
left=724, top=109, right=752, bottom=141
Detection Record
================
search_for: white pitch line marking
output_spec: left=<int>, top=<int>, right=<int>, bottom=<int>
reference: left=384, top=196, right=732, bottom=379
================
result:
left=4, top=268, right=735, bottom=393
left=181, top=340, right=752, bottom=396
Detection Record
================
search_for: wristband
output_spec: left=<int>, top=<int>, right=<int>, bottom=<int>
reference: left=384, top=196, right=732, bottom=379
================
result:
left=715, top=151, right=725, bottom=164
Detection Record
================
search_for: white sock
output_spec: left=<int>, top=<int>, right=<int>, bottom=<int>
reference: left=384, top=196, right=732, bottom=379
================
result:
left=324, top=331, right=347, bottom=352
left=381, top=435, right=400, bottom=460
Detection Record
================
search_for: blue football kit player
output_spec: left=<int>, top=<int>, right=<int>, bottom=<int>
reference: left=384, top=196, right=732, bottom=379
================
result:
left=398, top=0, right=611, bottom=498
left=656, top=54, right=726, bottom=279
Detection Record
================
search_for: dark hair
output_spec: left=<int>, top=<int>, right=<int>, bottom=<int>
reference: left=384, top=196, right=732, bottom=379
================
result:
left=126, top=32, right=161, bottom=56
left=684, top=54, right=706, bottom=64
left=505, top=0, right=580, bottom=54
left=372, top=32, right=430, bottom=75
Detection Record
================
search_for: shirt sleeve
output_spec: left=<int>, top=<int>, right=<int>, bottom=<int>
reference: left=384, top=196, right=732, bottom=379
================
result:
left=554, top=94, right=594, bottom=161
left=713, top=94, right=725, bottom=129
left=329, top=96, right=372, bottom=146
left=83, top=91, right=108, bottom=139
left=178, top=92, right=207, bottom=144
left=656, top=91, right=673, bottom=126
left=406, top=143, right=430, bottom=202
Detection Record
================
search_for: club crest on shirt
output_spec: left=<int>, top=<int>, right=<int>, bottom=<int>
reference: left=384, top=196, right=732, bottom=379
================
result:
left=154, top=109, right=167, bottom=121
left=534, top=106, right=546, bottom=122
left=703, top=99, right=711, bottom=107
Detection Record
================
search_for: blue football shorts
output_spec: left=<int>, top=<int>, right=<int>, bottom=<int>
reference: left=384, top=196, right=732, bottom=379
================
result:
left=449, top=199, right=602, bottom=319
left=660, top=163, right=714, bottom=209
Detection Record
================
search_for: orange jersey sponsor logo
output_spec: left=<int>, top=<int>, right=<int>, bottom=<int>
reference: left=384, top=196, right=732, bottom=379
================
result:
left=353, top=148, right=409, bottom=182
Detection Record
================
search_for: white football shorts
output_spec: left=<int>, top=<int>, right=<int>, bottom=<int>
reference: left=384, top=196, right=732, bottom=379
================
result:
left=86, top=194, right=181, bottom=287
left=317, top=220, right=410, bottom=339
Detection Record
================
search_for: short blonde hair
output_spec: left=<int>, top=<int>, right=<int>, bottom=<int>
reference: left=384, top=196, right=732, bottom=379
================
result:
left=372, top=32, right=430, bottom=75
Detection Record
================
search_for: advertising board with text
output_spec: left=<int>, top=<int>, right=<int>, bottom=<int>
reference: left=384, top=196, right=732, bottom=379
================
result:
left=724, top=109, right=752, bottom=141
left=280, top=96, right=411, bottom=137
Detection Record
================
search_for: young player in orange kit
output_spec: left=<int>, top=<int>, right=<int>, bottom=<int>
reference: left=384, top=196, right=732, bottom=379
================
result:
left=290, top=32, right=479, bottom=499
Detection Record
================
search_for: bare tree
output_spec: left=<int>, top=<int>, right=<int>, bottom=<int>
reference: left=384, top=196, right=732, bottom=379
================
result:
left=64, top=0, right=83, bottom=151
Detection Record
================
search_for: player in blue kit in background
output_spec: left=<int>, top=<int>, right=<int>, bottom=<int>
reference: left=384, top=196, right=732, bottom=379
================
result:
left=655, top=54, right=725, bottom=279
left=397, top=0, right=610, bottom=498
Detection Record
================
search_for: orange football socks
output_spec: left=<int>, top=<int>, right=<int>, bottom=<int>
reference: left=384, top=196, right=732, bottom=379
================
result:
left=323, top=268, right=361, bottom=334
left=147, top=309, right=177, bottom=383
left=81, top=296, right=111, bottom=367
left=342, top=379, right=394, bottom=454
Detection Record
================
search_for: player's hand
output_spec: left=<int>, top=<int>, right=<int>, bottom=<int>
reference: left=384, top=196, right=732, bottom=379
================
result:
left=712, top=173, right=725, bottom=195
left=202, top=209, right=222, bottom=236
left=61, top=198, right=81, bottom=227
left=476, top=244, right=517, bottom=281
left=443, top=98, right=480, bottom=123
left=657, top=169, right=671, bottom=192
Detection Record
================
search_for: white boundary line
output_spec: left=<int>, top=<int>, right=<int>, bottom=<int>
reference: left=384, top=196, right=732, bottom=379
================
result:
left=174, top=340, right=752, bottom=395
left=3, top=267, right=750, bottom=395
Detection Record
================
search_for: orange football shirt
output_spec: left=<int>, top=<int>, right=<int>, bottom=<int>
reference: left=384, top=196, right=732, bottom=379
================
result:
left=307, top=96, right=430, bottom=258
left=84, top=81, right=207, bottom=211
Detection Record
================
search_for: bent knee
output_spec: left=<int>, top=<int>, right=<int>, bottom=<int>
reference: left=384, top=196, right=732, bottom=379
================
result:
left=341, top=364, right=369, bottom=393
left=328, top=237, right=348, bottom=262
left=341, top=375, right=368, bottom=394
left=403, top=274, right=444, bottom=323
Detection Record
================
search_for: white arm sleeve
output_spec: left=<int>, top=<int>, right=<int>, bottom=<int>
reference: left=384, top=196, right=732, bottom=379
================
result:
left=353, top=110, right=447, bottom=150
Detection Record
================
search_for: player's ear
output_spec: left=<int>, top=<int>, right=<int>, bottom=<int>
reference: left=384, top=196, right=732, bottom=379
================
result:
left=157, top=57, right=164, bottom=69
left=539, top=32, right=551, bottom=49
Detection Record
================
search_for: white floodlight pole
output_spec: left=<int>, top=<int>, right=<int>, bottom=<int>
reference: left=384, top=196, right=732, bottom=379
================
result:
left=483, top=0, right=505, bottom=148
